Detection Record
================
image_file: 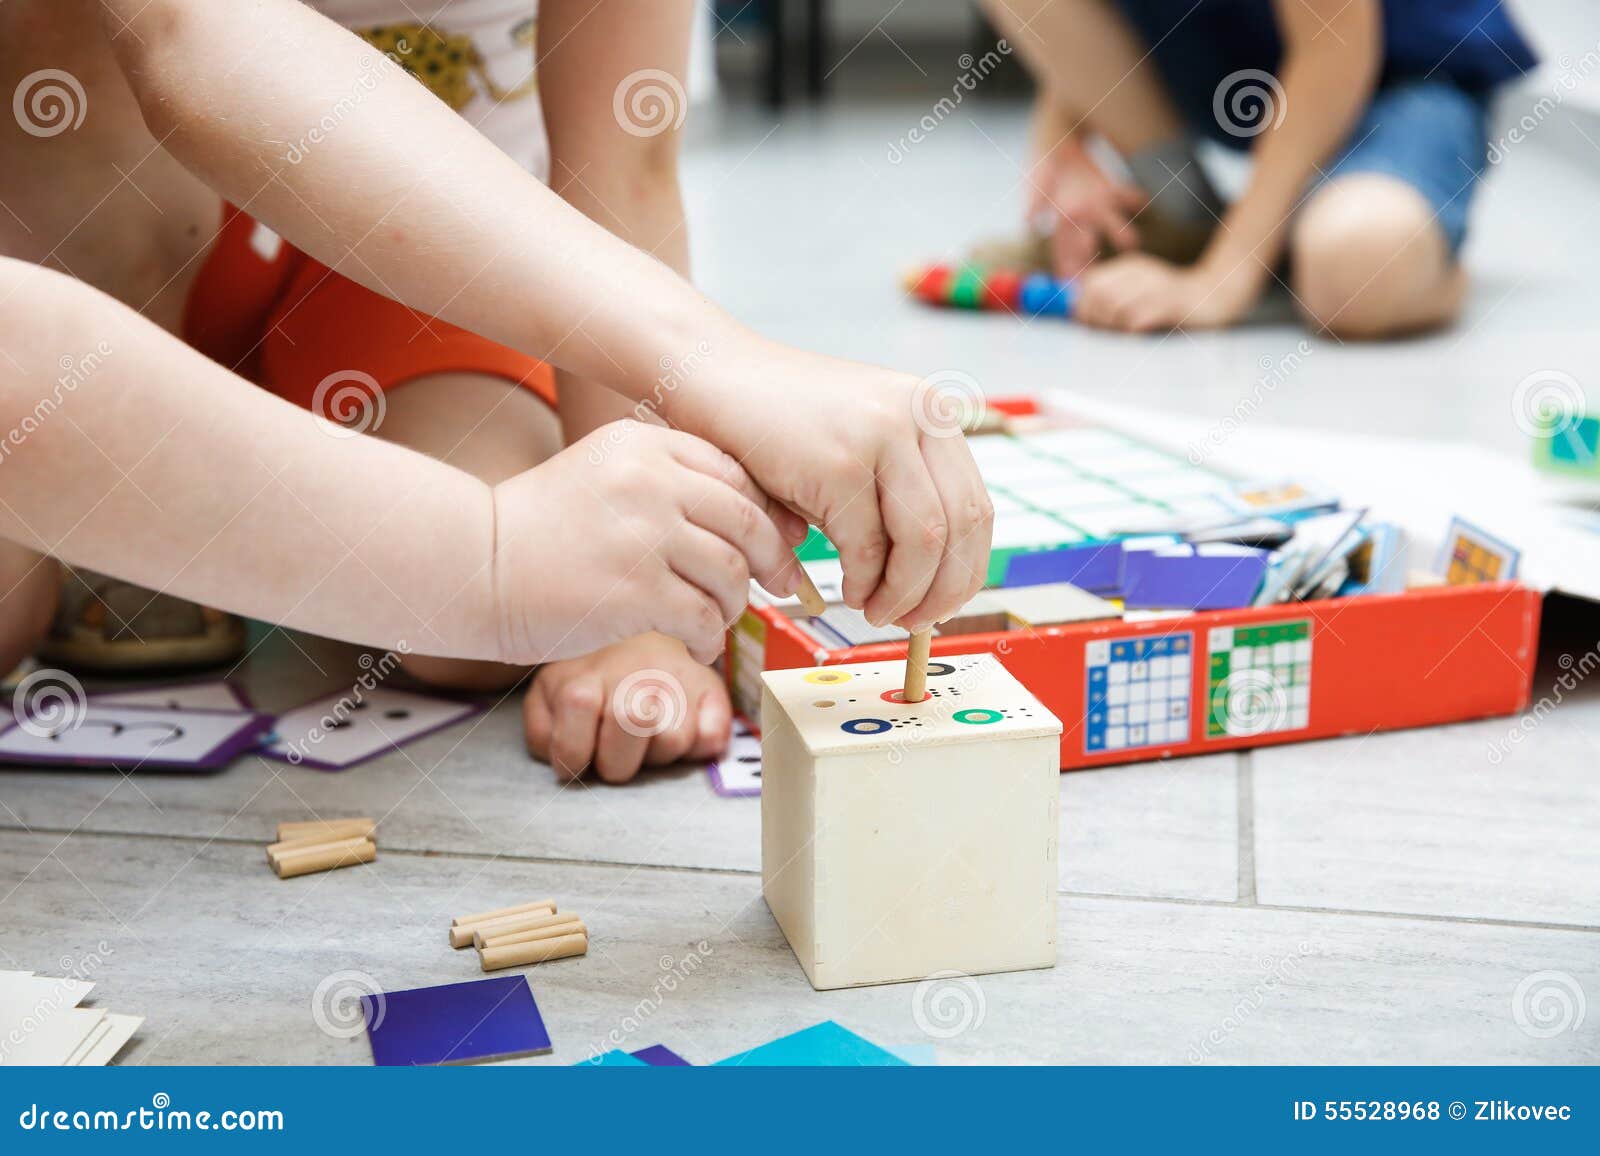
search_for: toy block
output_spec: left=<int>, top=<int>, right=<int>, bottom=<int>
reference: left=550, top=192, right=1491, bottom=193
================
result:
left=759, top=653, right=1061, bottom=990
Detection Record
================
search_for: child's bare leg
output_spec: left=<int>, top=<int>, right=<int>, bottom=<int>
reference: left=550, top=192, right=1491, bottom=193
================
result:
left=0, top=542, right=60, bottom=676
left=1290, top=173, right=1466, bottom=339
left=984, top=0, right=1220, bottom=252
left=372, top=371, right=561, bottom=691
left=983, top=0, right=1183, bottom=153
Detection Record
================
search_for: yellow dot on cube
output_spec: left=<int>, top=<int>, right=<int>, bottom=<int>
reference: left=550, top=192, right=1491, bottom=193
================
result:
left=803, top=669, right=854, bottom=685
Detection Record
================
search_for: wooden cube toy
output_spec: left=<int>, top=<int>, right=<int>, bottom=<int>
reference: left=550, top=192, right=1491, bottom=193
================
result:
left=759, top=653, right=1062, bottom=990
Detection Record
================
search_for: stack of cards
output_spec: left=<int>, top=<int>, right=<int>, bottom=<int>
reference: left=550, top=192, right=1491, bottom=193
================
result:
left=0, top=969, right=142, bottom=1066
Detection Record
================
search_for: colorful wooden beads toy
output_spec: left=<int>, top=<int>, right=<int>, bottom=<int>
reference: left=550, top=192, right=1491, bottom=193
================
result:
left=903, top=263, right=1076, bottom=318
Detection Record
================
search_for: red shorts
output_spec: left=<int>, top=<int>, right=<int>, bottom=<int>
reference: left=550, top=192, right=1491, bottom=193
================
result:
left=182, top=204, right=556, bottom=411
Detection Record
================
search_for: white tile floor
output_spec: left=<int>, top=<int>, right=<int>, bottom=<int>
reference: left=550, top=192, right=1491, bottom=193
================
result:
left=1, top=100, right=1597, bottom=1065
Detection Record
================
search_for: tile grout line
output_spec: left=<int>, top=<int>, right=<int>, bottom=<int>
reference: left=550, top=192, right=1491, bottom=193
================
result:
left=1235, top=751, right=1257, bottom=905
left=5, top=821, right=1599, bottom=936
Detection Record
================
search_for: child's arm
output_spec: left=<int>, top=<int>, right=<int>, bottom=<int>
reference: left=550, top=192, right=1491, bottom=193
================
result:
left=1076, top=0, right=1381, bottom=331
left=0, top=262, right=801, bottom=665
left=539, top=0, right=690, bottom=446
left=97, top=0, right=992, bottom=631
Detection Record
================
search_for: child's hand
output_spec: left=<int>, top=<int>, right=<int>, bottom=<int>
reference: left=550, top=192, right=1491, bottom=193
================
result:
left=492, top=423, right=806, bottom=665
left=1075, top=252, right=1260, bottom=332
left=524, top=632, right=730, bottom=783
left=669, top=352, right=993, bottom=631
left=1031, top=137, right=1147, bottom=280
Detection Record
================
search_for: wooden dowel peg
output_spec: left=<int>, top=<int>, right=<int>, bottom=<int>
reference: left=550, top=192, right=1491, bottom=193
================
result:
left=449, top=898, right=556, bottom=928
left=269, top=833, right=373, bottom=869
left=479, top=931, right=588, bottom=972
left=272, top=837, right=375, bottom=879
left=471, top=910, right=579, bottom=950
left=479, top=917, right=586, bottom=952
left=448, top=903, right=559, bottom=949
left=795, top=567, right=826, bottom=617
left=903, top=627, right=933, bottom=703
left=275, top=817, right=375, bottom=843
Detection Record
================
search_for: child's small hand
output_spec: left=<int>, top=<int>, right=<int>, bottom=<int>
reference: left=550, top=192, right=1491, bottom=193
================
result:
left=1031, top=137, right=1147, bottom=279
left=523, top=632, right=730, bottom=783
left=492, top=423, right=806, bottom=665
left=1075, top=252, right=1260, bottom=332
left=669, top=352, right=993, bottom=631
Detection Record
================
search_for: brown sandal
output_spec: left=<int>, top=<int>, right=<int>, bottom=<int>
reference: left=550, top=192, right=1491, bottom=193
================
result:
left=37, top=568, right=248, bottom=674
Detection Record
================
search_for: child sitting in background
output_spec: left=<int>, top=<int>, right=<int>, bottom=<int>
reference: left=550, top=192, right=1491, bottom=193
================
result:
left=982, top=0, right=1536, bottom=337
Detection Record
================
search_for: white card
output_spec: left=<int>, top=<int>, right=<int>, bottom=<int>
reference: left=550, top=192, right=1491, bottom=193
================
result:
left=0, top=703, right=270, bottom=770
left=0, top=1006, right=104, bottom=1066
left=76, top=1013, right=142, bottom=1066
left=708, top=718, right=762, bottom=797
left=93, top=680, right=250, bottom=712
left=262, top=686, right=479, bottom=771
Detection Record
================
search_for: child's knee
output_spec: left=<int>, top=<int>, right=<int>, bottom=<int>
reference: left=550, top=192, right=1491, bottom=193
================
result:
left=0, top=551, right=61, bottom=674
left=1291, top=175, right=1454, bottom=338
